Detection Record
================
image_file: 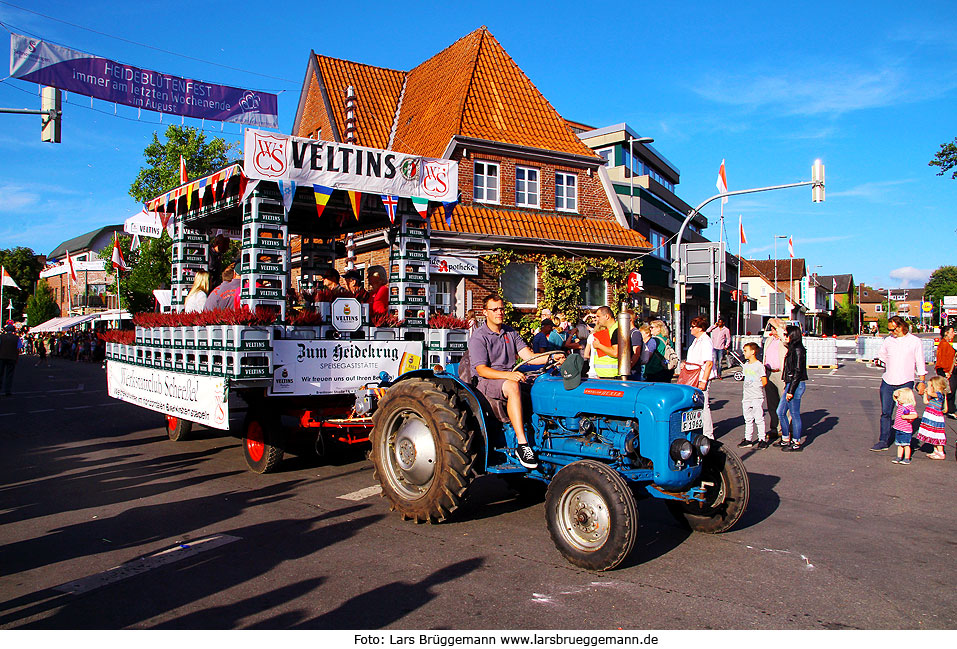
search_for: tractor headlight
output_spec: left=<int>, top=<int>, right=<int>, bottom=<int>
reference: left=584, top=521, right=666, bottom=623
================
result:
left=670, top=439, right=694, bottom=463
left=693, top=434, right=711, bottom=457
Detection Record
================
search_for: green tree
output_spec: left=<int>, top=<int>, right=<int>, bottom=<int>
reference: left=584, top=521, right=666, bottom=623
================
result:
left=834, top=299, right=858, bottom=335
left=929, top=137, right=957, bottom=179
left=0, top=246, right=44, bottom=318
left=26, top=279, right=59, bottom=326
left=129, top=125, right=238, bottom=203
left=923, top=266, right=957, bottom=320
left=98, top=233, right=173, bottom=313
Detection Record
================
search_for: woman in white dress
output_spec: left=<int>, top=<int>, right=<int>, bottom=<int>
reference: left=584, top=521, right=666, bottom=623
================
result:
left=184, top=271, right=210, bottom=313
left=684, top=315, right=716, bottom=438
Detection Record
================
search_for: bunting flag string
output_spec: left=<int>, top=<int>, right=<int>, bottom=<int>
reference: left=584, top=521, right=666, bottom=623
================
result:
left=410, top=196, right=429, bottom=221
left=130, top=234, right=141, bottom=251
left=441, top=195, right=459, bottom=227
left=313, top=185, right=334, bottom=220
left=381, top=195, right=399, bottom=224
left=348, top=191, right=362, bottom=221
left=240, top=177, right=257, bottom=204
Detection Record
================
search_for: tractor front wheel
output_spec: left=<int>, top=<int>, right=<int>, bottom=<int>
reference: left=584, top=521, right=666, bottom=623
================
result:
left=667, top=441, right=749, bottom=533
left=545, top=460, right=638, bottom=571
left=166, top=416, right=193, bottom=442
left=242, top=409, right=284, bottom=474
left=371, top=378, right=476, bottom=523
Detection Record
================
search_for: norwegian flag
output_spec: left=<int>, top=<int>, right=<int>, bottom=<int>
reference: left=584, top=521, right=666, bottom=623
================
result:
left=381, top=195, right=399, bottom=223
left=179, top=156, right=187, bottom=183
left=739, top=215, right=747, bottom=245
left=788, top=236, right=794, bottom=258
left=111, top=233, right=128, bottom=271
left=66, top=250, right=77, bottom=285
left=716, top=159, right=728, bottom=204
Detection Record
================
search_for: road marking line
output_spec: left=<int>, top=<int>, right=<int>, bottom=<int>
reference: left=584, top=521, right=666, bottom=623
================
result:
left=54, top=534, right=241, bottom=595
left=28, top=409, right=55, bottom=413
left=64, top=405, right=92, bottom=410
left=337, top=485, right=382, bottom=501
left=0, top=412, right=15, bottom=417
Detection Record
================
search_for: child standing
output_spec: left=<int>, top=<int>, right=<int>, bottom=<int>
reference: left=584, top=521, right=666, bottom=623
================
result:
left=738, top=342, right=769, bottom=449
left=891, top=388, right=919, bottom=465
left=915, top=375, right=949, bottom=459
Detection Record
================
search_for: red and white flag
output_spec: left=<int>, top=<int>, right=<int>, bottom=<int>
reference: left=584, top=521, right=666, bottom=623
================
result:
left=739, top=215, right=747, bottom=245
left=788, top=236, right=794, bottom=258
left=111, top=233, right=128, bottom=271
left=66, top=250, right=77, bottom=285
left=716, top=159, right=728, bottom=204
left=179, top=155, right=188, bottom=183
left=0, top=266, right=20, bottom=290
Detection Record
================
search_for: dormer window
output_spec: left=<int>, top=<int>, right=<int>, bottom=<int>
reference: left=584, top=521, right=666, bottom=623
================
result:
left=473, top=161, right=499, bottom=203
left=515, top=166, right=539, bottom=208
left=555, top=172, right=577, bottom=212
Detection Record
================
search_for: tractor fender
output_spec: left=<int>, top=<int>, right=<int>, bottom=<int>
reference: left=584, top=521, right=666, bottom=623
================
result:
left=386, top=369, right=491, bottom=472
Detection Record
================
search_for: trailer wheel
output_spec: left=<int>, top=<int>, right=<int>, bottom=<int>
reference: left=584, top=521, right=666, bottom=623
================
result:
left=242, top=409, right=284, bottom=474
left=166, top=416, right=193, bottom=442
left=545, top=460, right=638, bottom=571
left=667, top=441, right=749, bottom=533
left=371, top=378, right=475, bottom=523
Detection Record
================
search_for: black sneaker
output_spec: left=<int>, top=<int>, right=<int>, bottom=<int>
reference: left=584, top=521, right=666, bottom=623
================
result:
left=737, top=439, right=753, bottom=448
left=515, top=444, right=539, bottom=469
left=756, top=440, right=770, bottom=449
left=869, top=444, right=889, bottom=452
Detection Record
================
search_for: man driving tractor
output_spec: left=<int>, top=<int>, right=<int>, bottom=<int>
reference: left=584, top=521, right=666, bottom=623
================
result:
left=468, top=294, right=564, bottom=469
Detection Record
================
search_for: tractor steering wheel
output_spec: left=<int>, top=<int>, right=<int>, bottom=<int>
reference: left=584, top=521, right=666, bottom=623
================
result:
left=513, top=351, right=565, bottom=378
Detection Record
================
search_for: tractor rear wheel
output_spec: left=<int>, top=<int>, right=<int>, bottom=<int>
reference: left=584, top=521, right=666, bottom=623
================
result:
left=545, top=460, right=638, bottom=571
left=371, top=378, right=475, bottom=523
left=242, top=409, right=284, bottom=474
left=166, top=416, right=193, bottom=442
left=667, top=440, right=749, bottom=533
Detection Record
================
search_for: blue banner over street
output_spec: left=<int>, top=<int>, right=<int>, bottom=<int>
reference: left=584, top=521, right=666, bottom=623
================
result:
left=9, top=33, right=278, bottom=128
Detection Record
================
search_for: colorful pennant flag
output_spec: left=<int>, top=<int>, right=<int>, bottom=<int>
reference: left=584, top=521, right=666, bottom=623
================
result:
left=739, top=215, right=747, bottom=245
left=66, top=250, right=77, bottom=285
left=411, top=196, right=429, bottom=221
left=716, top=159, right=728, bottom=204
left=441, top=197, right=459, bottom=227
left=179, top=155, right=187, bottom=183
left=130, top=234, right=141, bottom=251
left=111, top=233, right=128, bottom=271
left=348, top=191, right=362, bottom=220
left=788, top=236, right=794, bottom=258
left=313, top=185, right=334, bottom=220
left=278, top=180, right=297, bottom=215
left=381, top=195, right=399, bottom=224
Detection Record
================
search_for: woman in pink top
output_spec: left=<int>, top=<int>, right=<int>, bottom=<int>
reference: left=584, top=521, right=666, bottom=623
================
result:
left=871, top=316, right=926, bottom=452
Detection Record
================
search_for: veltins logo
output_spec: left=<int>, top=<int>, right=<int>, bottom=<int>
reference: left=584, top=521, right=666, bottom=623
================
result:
left=331, top=297, right=362, bottom=332
left=422, top=161, right=451, bottom=199
left=344, top=304, right=352, bottom=316
left=252, top=132, right=288, bottom=178
left=399, top=158, right=419, bottom=181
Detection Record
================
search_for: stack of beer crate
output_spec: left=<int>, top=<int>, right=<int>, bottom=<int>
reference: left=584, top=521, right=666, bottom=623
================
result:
left=389, top=213, right=430, bottom=336
left=298, top=237, right=336, bottom=292
left=171, top=225, right=208, bottom=311
left=240, top=189, right=288, bottom=321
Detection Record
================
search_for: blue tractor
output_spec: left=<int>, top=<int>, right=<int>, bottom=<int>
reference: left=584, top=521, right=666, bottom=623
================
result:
left=369, top=351, right=749, bottom=571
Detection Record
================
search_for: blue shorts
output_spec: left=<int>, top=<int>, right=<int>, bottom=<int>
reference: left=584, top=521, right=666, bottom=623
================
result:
left=894, top=429, right=912, bottom=446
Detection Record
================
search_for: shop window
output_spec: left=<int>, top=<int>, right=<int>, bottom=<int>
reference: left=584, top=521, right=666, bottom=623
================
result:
left=501, top=263, right=537, bottom=307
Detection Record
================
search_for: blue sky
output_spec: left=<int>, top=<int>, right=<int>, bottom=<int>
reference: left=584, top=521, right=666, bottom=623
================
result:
left=0, top=0, right=955, bottom=290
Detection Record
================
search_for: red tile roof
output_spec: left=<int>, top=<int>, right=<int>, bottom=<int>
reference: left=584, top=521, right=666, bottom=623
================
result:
left=432, top=204, right=650, bottom=249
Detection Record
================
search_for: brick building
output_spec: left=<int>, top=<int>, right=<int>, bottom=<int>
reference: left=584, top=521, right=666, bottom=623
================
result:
left=291, top=26, right=651, bottom=320
left=41, top=225, right=123, bottom=317
left=739, top=258, right=809, bottom=331
left=859, top=285, right=926, bottom=325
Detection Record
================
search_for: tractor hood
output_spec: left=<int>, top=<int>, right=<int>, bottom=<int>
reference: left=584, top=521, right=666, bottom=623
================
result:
left=530, top=373, right=700, bottom=421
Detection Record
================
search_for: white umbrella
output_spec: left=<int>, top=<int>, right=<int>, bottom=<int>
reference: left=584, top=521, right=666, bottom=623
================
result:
left=124, top=209, right=166, bottom=238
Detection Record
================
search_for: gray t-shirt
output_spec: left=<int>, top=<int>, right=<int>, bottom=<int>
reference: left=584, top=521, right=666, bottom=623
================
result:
left=469, top=322, right=529, bottom=375
left=742, top=360, right=766, bottom=402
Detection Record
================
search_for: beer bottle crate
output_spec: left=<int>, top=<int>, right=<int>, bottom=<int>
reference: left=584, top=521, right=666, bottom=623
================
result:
left=394, top=304, right=429, bottom=329
left=205, top=350, right=271, bottom=379
left=204, top=324, right=273, bottom=352
left=173, top=231, right=208, bottom=244
left=241, top=249, right=287, bottom=275
left=241, top=273, right=287, bottom=301
left=243, top=194, right=286, bottom=224
left=242, top=222, right=288, bottom=250
left=389, top=282, right=429, bottom=306
left=390, top=260, right=428, bottom=283
left=428, top=349, right=465, bottom=368
left=172, top=241, right=209, bottom=265
left=427, top=328, right=469, bottom=353
left=240, top=297, right=286, bottom=323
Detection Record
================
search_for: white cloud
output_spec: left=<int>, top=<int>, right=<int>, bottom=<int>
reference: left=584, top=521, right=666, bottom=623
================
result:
left=829, top=179, right=916, bottom=202
left=889, top=266, right=932, bottom=288
left=746, top=235, right=855, bottom=255
left=0, top=186, right=40, bottom=210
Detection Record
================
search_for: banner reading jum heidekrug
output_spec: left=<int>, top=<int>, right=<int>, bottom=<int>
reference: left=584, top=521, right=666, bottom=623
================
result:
left=9, top=33, right=278, bottom=128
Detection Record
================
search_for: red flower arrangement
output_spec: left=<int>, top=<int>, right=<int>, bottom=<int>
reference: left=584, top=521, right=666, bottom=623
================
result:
left=98, top=330, right=136, bottom=345
left=289, top=310, right=325, bottom=326
left=132, top=307, right=278, bottom=328
left=372, top=313, right=401, bottom=328
left=428, top=314, right=469, bottom=329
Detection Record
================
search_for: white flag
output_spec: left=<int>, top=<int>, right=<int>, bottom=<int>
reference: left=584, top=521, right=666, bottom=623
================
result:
left=788, top=236, right=794, bottom=258
left=111, top=234, right=128, bottom=271
left=716, top=159, right=728, bottom=204
left=67, top=250, right=78, bottom=285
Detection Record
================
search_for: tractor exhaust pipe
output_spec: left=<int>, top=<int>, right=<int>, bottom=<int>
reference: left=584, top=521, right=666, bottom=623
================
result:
left=618, top=303, right=632, bottom=380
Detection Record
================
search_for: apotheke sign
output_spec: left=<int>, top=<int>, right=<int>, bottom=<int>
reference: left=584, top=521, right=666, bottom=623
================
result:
left=429, top=255, right=478, bottom=276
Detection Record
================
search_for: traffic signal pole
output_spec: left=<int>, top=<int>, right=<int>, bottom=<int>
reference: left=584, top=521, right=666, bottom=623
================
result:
left=672, top=169, right=824, bottom=359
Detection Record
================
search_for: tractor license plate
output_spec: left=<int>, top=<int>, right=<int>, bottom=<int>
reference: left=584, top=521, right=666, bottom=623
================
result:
left=681, top=409, right=703, bottom=432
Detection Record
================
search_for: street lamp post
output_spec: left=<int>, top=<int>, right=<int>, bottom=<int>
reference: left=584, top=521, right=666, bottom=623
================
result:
left=672, top=173, right=824, bottom=358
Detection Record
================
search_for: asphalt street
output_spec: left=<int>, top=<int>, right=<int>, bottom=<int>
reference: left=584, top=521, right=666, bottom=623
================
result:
left=0, top=356, right=954, bottom=630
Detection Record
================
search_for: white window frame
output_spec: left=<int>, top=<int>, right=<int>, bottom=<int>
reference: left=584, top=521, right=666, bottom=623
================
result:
left=555, top=171, right=578, bottom=213
left=596, top=147, right=614, bottom=167
left=648, top=229, right=669, bottom=260
left=473, top=160, right=500, bottom=204
left=580, top=271, right=607, bottom=308
left=500, top=263, right=537, bottom=308
left=515, top=166, right=540, bottom=208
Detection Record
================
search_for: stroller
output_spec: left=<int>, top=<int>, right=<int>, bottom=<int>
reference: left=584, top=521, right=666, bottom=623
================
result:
left=723, top=348, right=747, bottom=381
